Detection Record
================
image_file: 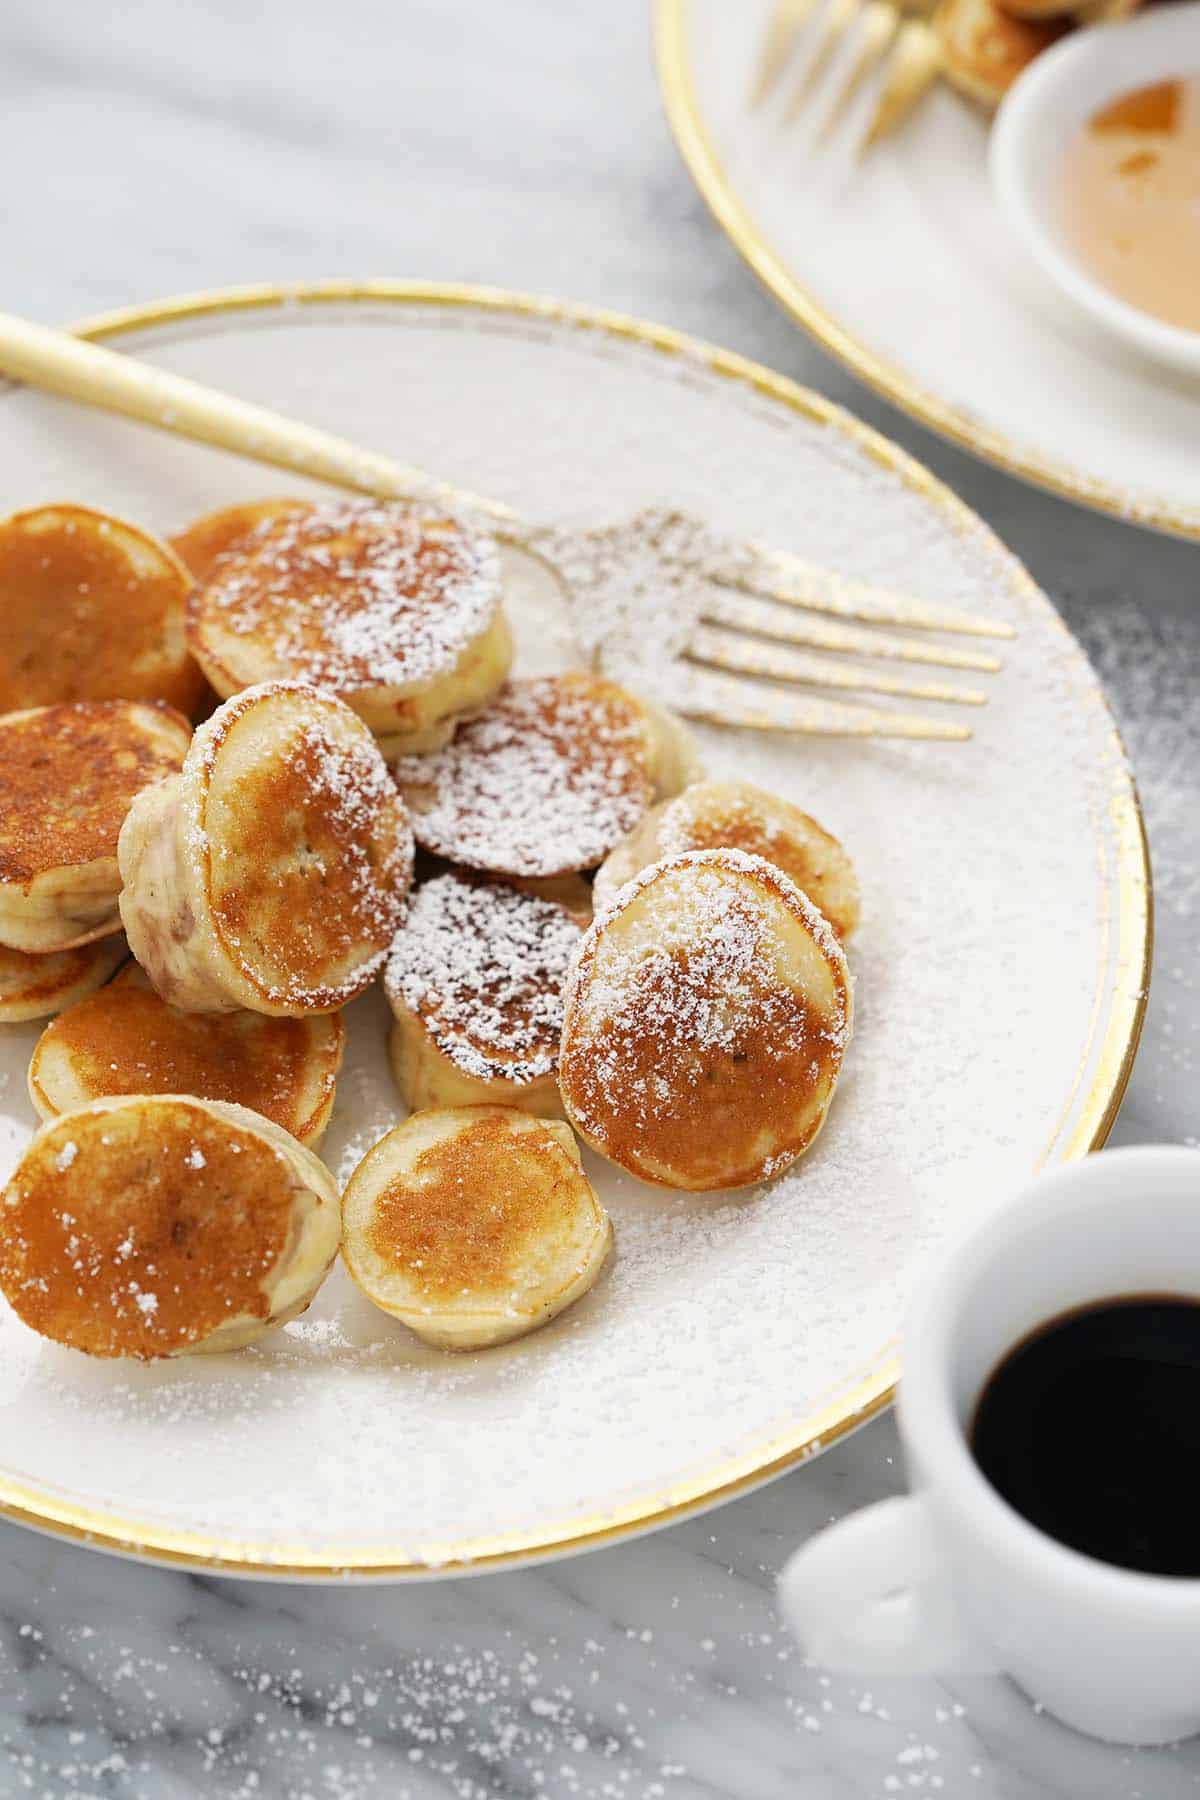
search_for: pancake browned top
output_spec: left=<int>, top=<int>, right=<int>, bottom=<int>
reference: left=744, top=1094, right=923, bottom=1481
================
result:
left=365, top=1110, right=585, bottom=1305
left=198, top=684, right=413, bottom=1008
left=560, top=849, right=851, bottom=1190
left=0, top=939, right=125, bottom=1014
left=0, top=1100, right=298, bottom=1357
left=393, top=674, right=654, bottom=877
left=650, top=782, right=859, bottom=941
left=32, top=966, right=343, bottom=1140
left=170, top=499, right=312, bottom=585
left=186, top=499, right=500, bottom=698
left=0, top=701, right=190, bottom=885
left=0, top=505, right=200, bottom=714
left=939, top=0, right=1066, bottom=103
left=385, top=872, right=582, bottom=1083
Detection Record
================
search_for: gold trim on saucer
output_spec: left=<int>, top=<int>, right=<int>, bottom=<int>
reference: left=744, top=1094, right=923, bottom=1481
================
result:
left=0, top=281, right=1152, bottom=1578
left=654, top=0, right=1200, bottom=543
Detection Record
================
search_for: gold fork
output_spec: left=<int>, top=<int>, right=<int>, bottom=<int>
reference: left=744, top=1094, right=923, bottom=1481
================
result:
left=757, top=0, right=942, bottom=147
left=0, top=311, right=1011, bottom=742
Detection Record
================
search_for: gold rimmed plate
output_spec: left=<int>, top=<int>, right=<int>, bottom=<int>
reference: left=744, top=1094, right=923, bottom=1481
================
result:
left=656, top=0, right=1200, bottom=541
left=0, top=283, right=1149, bottom=1577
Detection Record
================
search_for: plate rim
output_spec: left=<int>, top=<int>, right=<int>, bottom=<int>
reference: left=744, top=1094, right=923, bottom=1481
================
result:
left=0, top=279, right=1152, bottom=1578
left=653, top=0, right=1200, bottom=544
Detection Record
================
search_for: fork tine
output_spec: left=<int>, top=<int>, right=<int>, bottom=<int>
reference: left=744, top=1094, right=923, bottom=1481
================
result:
left=785, top=0, right=863, bottom=119
left=753, top=0, right=823, bottom=103
left=677, top=667, right=971, bottom=741
left=722, top=542, right=1016, bottom=639
left=820, top=0, right=897, bottom=137
left=688, top=622, right=986, bottom=704
left=861, top=20, right=942, bottom=148
left=702, top=590, right=1004, bottom=672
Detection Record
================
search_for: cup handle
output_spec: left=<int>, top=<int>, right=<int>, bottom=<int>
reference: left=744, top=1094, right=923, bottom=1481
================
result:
left=778, top=1495, right=999, bottom=1675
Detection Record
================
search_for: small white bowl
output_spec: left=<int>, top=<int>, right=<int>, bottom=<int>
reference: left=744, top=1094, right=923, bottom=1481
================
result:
left=990, top=4, right=1200, bottom=374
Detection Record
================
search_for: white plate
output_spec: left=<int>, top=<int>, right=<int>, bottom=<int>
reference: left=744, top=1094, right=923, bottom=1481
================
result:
left=656, top=0, right=1200, bottom=540
left=0, top=284, right=1148, bottom=1578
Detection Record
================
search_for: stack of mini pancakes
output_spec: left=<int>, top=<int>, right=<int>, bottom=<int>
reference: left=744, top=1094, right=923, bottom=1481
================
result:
left=0, top=495, right=858, bottom=1361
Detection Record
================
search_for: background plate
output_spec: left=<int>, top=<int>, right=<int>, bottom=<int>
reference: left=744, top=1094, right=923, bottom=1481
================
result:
left=656, top=0, right=1200, bottom=540
left=0, top=284, right=1148, bottom=1576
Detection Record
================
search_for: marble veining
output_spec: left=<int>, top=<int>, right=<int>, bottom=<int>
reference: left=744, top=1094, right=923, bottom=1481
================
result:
left=1, top=2, right=1199, bottom=1795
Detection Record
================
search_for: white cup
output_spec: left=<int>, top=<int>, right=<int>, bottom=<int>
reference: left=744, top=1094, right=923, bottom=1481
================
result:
left=778, top=1147, right=1200, bottom=1746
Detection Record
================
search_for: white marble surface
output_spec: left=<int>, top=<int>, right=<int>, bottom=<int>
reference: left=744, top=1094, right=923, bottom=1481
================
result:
left=1, top=3, right=1198, bottom=1796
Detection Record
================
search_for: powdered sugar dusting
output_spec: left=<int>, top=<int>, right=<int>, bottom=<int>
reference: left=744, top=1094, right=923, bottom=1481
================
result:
left=392, top=675, right=652, bottom=876
left=0, top=299, right=1137, bottom=1565
left=562, top=850, right=850, bottom=1175
left=192, top=498, right=501, bottom=696
left=200, top=683, right=414, bottom=1007
left=386, top=872, right=582, bottom=1082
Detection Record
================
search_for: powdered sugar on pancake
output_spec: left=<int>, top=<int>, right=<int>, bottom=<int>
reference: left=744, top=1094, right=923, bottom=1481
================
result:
left=392, top=674, right=653, bottom=876
left=385, top=872, right=582, bottom=1083
left=191, top=499, right=501, bottom=696
left=560, top=849, right=851, bottom=1186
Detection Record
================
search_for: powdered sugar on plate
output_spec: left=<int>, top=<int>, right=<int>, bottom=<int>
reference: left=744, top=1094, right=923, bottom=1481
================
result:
left=0, top=297, right=1141, bottom=1568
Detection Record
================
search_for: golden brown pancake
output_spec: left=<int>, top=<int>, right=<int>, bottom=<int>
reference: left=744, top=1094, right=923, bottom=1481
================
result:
left=0, top=1095, right=341, bottom=1358
left=185, top=498, right=511, bottom=745
left=28, top=963, right=345, bottom=1145
left=0, top=937, right=126, bottom=1024
left=0, top=701, right=191, bottom=953
left=392, top=673, right=663, bottom=878
left=937, top=0, right=1067, bottom=105
left=341, top=1106, right=612, bottom=1349
left=169, top=498, right=313, bottom=584
left=560, top=848, right=853, bottom=1191
left=593, top=780, right=860, bottom=941
left=118, top=681, right=413, bottom=1015
left=384, top=871, right=584, bottom=1114
left=0, top=504, right=205, bottom=716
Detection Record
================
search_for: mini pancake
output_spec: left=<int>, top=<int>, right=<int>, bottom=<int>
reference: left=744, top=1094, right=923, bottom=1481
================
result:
left=0, top=504, right=205, bottom=716
left=0, top=700, right=192, bottom=954
left=28, top=963, right=344, bottom=1146
left=119, top=681, right=413, bottom=1016
left=937, top=0, right=1067, bottom=105
left=185, top=498, right=512, bottom=749
left=0, top=938, right=126, bottom=1024
left=559, top=848, right=853, bottom=1192
left=384, top=871, right=584, bottom=1114
left=392, top=673, right=697, bottom=879
left=594, top=780, right=860, bottom=941
left=342, top=1107, right=612, bottom=1350
left=169, top=498, right=313, bottom=584
left=0, top=1094, right=341, bottom=1359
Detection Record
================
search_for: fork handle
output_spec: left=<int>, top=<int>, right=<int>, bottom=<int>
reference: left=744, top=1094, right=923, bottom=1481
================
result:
left=0, top=309, right=517, bottom=530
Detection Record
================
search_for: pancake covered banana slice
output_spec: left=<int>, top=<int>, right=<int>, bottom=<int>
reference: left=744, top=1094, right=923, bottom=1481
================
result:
left=594, top=779, right=860, bottom=940
left=118, top=681, right=413, bottom=1016
left=169, top=498, right=313, bottom=584
left=392, top=673, right=699, bottom=879
left=0, top=701, right=191, bottom=954
left=185, top=498, right=512, bottom=751
left=0, top=938, right=126, bottom=1024
left=342, top=1107, right=611, bottom=1350
left=28, top=963, right=344, bottom=1146
left=0, top=504, right=205, bottom=716
left=0, top=1095, right=340, bottom=1358
left=560, top=848, right=852, bottom=1191
left=384, top=871, right=583, bottom=1115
